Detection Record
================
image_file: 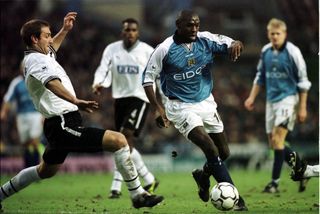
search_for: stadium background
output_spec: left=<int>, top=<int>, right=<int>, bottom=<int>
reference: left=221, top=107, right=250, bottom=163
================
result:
left=0, top=0, right=318, bottom=173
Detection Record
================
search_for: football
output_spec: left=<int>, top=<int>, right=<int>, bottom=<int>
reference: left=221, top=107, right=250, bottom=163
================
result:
left=210, top=182, right=239, bottom=211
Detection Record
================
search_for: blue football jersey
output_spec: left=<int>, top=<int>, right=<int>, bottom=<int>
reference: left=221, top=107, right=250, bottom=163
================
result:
left=143, top=31, right=233, bottom=103
left=254, top=41, right=311, bottom=102
left=3, top=75, right=37, bottom=113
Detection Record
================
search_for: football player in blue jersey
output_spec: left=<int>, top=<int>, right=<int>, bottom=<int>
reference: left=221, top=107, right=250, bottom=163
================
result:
left=244, top=18, right=311, bottom=193
left=1, top=63, right=44, bottom=168
left=142, top=10, right=247, bottom=211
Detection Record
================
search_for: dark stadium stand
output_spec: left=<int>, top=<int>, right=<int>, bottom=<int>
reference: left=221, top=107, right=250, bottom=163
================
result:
left=0, top=0, right=318, bottom=172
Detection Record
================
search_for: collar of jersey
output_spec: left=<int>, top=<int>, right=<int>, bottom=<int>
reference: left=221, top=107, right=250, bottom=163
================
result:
left=271, top=40, right=287, bottom=52
left=122, top=40, right=140, bottom=52
left=24, top=45, right=56, bottom=55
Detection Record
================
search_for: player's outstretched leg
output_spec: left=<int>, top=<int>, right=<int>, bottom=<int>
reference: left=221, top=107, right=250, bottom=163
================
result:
left=0, top=166, right=42, bottom=201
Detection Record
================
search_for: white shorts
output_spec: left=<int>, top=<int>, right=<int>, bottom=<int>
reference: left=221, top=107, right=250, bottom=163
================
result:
left=265, top=95, right=298, bottom=134
left=165, top=94, right=224, bottom=139
left=16, top=112, right=43, bottom=144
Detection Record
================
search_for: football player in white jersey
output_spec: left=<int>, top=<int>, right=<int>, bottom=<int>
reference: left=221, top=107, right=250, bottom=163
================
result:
left=92, top=18, right=159, bottom=199
left=0, top=12, right=163, bottom=211
left=244, top=18, right=311, bottom=193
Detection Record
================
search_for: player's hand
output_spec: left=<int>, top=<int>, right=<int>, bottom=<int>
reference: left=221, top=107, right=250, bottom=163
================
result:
left=244, top=97, right=255, bottom=111
left=62, top=12, right=77, bottom=32
left=155, top=109, right=170, bottom=128
left=297, top=107, right=307, bottom=123
left=229, top=40, right=243, bottom=62
left=75, top=99, right=99, bottom=113
left=92, top=84, right=103, bottom=95
left=0, top=110, right=7, bottom=121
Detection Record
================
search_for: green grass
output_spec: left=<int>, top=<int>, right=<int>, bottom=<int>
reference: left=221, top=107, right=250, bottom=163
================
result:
left=0, top=169, right=319, bottom=213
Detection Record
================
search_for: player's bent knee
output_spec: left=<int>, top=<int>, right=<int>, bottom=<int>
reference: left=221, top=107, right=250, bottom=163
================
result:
left=37, top=163, right=60, bottom=179
left=115, top=132, right=127, bottom=148
left=270, top=138, right=283, bottom=149
left=102, top=130, right=128, bottom=151
left=273, top=144, right=285, bottom=150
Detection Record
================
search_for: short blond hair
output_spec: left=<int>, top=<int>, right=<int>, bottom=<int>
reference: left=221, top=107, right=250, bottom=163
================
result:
left=267, top=18, right=287, bottom=31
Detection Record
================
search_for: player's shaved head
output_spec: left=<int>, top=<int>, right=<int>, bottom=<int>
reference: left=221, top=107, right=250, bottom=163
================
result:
left=175, top=10, right=200, bottom=42
left=176, top=10, right=199, bottom=27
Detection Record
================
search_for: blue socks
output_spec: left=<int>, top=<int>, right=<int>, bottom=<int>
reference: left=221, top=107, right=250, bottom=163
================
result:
left=204, top=157, right=234, bottom=185
left=272, top=149, right=284, bottom=180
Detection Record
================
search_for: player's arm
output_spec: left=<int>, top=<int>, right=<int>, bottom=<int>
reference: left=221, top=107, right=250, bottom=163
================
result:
left=0, top=102, right=11, bottom=121
left=244, top=84, right=261, bottom=111
left=244, top=49, right=266, bottom=111
left=46, top=79, right=98, bottom=113
left=142, top=45, right=170, bottom=128
left=291, top=46, right=311, bottom=123
left=92, top=46, right=112, bottom=95
left=297, top=92, right=308, bottom=123
left=51, top=12, right=77, bottom=52
left=201, top=33, right=243, bottom=62
left=144, top=85, right=169, bottom=128
left=1, top=76, right=20, bottom=121
left=201, top=32, right=241, bottom=62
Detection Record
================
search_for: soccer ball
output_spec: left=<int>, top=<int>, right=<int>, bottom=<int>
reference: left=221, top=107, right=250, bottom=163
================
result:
left=210, top=182, right=239, bottom=211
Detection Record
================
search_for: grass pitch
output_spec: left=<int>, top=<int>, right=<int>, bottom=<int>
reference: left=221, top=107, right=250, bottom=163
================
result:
left=0, top=169, right=319, bottom=213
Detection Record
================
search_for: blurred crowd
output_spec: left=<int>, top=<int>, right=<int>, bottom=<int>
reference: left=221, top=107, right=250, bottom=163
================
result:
left=0, top=0, right=318, bottom=156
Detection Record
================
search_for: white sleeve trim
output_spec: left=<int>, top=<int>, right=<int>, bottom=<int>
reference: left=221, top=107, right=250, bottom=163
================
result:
left=198, top=31, right=234, bottom=47
left=287, top=42, right=311, bottom=91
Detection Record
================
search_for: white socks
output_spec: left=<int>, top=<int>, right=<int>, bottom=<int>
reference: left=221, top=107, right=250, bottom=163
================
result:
left=0, top=166, right=41, bottom=201
left=131, top=148, right=155, bottom=186
left=272, top=178, right=280, bottom=184
left=114, top=146, right=144, bottom=198
left=304, top=165, right=319, bottom=178
left=110, top=170, right=123, bottom=192
left=111, top=148, right=155, bottom=193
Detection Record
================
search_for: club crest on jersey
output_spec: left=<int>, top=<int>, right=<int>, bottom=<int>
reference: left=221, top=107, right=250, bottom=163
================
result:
left=187, top=58, right=196, bottom=66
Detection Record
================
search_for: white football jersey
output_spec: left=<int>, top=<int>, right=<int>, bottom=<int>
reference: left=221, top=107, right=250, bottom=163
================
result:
left=93, top=40, right=154, bottom=102
left=23, top=47, right=78, bottom=118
